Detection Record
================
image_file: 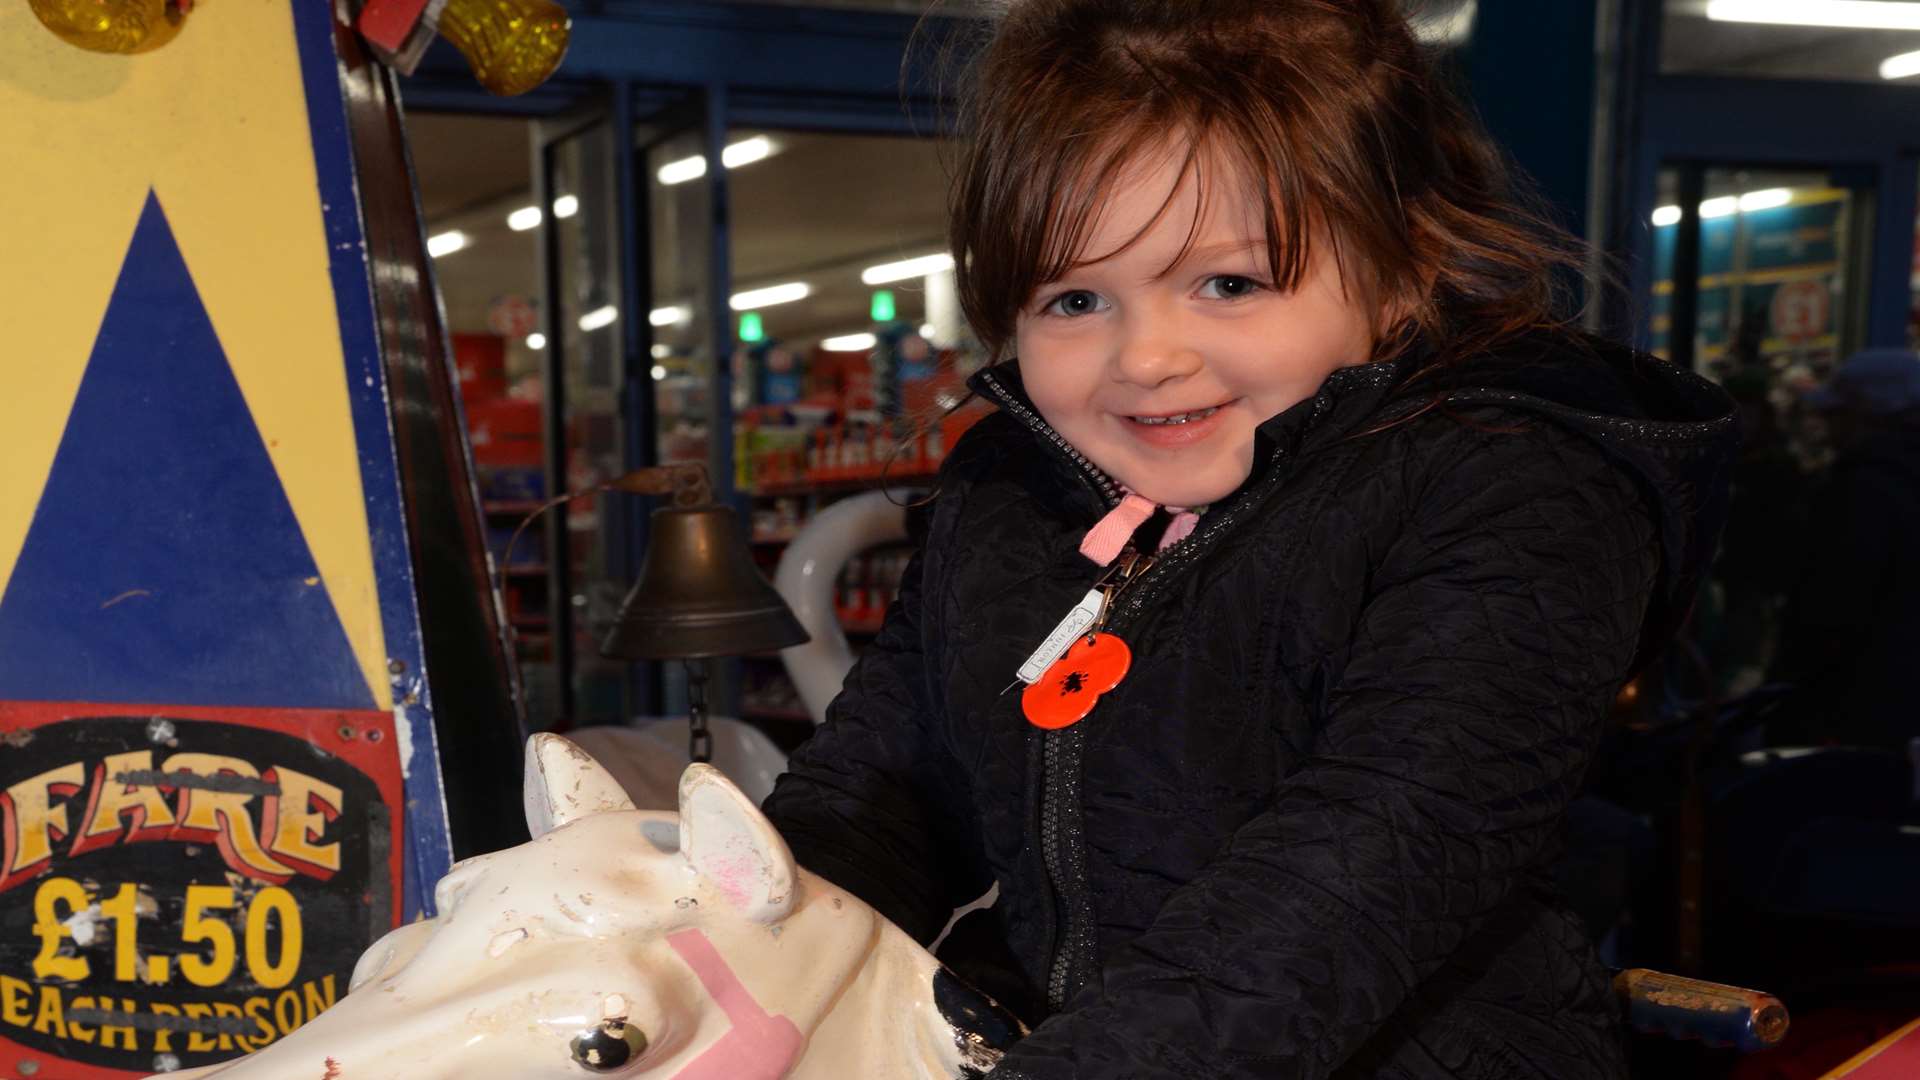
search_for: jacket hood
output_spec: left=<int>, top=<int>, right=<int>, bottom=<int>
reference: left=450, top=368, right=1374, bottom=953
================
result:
left=970, top=331, right=1739, bottom=672
left=1391, top=334, right=1739, bottom=671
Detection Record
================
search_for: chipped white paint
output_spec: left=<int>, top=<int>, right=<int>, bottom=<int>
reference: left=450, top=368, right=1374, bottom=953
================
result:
left=486, top=927, right=527, bottom=957
left=147, top=734, right=1010, bottom=1079
left=64, top=903, right=103, bottom=947
left=392, top=704, right=414, bottom=779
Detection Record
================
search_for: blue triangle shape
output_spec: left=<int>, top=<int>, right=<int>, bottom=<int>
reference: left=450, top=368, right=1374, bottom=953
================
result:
left=0, top=192, right=376, bottom=709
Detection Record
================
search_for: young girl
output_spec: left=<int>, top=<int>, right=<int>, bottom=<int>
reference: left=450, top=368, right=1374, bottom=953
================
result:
left=764, top=2, right=1737, bottom=1077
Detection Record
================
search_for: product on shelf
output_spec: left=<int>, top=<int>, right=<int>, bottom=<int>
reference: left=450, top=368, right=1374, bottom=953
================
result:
left=453, top=331, right=508, bottom=402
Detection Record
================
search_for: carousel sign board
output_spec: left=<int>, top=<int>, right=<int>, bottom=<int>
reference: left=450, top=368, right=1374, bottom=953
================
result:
left=0, top=0, right=454, bottom=1075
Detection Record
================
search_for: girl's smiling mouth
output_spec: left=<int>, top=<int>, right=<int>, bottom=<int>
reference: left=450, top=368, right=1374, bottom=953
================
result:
left=1119, top=400, right=1237, bottom=447
left=1129, top=406, right=1223, bottom=426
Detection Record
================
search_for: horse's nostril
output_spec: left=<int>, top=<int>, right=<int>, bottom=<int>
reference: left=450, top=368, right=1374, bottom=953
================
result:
left=569, top=1020, right=648, bottom=1072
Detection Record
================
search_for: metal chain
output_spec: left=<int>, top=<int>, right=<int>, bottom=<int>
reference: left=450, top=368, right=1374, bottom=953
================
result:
left=686, top=662, right=713, bottom=764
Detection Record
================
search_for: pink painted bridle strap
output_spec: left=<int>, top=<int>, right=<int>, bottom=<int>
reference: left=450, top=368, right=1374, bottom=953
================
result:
left=667, top=929, right=805, bottom=1080
left=1078, top=491, right=1202, bottom=566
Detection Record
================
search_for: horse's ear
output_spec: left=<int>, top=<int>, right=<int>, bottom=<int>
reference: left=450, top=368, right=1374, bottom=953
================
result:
left=524, top=734, right=637, bottom=839
left=678, top=763, right=797, bottom=924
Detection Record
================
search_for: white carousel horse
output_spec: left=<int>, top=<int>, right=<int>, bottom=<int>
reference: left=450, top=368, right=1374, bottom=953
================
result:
left=150, top=734, right=1021, bottom=1079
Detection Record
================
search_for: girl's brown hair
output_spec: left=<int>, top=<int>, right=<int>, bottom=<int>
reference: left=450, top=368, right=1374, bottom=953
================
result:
left=945, top=0, right=1588, bottom=373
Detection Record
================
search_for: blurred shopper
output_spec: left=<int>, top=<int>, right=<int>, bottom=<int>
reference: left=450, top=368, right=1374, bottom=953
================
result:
left=1772, top=348, right=1920, bottom=749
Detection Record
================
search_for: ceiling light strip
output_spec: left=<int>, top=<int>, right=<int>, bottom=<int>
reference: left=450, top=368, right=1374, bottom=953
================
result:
left=730, top=282, right=810, bottom=311
left=1706, top=0, right=1920, bottom=31
left=861, top=252, right=954, bottom=285
left=1883, top=48, right=1920, bottom=79
left=657, top=137, right=779, bottom=187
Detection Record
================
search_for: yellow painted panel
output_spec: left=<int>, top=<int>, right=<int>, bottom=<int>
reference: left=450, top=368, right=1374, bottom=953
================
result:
left=0, top=2, right=390, bottom=708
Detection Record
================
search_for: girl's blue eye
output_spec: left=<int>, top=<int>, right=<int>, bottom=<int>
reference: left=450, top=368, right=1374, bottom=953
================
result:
left=1199, top=275, right=1265, bottom=300
left=1043, top=290, right=1108, bottom=317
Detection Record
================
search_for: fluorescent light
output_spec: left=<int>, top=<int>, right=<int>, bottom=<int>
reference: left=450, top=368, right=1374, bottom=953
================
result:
left=427, top=230, right=468, bottom=258
left=822, top=332, right=877, bottom=352
left=920, top=323, right=937, bottom=340
left=1699, top=196, right=1740, bottom=219
left=1653, top=188, right=1801, bottom=227
left=578, top=305, right=618, bottom=332
left=650, top=343, right=671, bottom=359
left=651, top=365, right=669, bottom=381
left=657, top=156, right=707, bottom=186
left=649, top=306, right=686, bottom=327
left=862, top=253, right=955, bottom=286
left=507, top=206, right=542, bottom=231
left=1738, top=188, right=1792, bottom=212
left=1410, top=0, right=1476, bottom=45
left=657, top=137, right=780, bottom=186
left=1706, top=0, right=1920, bottom=30
left=526, top=332, right=547, bottom=350
left=730, top=282, right=810, bottom=311
left=1882, top=48, right=1920, bottom=79
left=552, top=194, right=579, bottom=219
left=723, top=136, right=774, bottom=169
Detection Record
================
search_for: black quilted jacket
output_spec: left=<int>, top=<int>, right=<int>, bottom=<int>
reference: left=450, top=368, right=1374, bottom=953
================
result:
left=762, top=333, right=1737, bottom=1079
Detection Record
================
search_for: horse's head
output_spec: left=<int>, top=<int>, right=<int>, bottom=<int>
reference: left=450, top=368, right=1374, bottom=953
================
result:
left=153, top=734, right=889, bottom=1079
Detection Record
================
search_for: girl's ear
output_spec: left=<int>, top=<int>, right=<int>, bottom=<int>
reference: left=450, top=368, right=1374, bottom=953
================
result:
left=523, top=734, right=637, bottom=839
left=1368, top=264, right=1430, bottom=354
left=678, top=763, right=798, bottom=924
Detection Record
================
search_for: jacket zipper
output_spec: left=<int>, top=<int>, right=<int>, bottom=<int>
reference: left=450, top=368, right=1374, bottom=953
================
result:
left=976, top=370, right=1123, bottom=509
left=975, top=367, right=1293, bottom=1010
left=1036, top=476, right=1286, bottom=1008
left=1039, top=731, right=1074, bottom=1010
left=975, top=368, right=1122, bottom=1008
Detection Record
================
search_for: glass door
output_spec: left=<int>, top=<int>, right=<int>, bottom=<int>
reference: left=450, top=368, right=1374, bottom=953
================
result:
left=530, top=107, right=634, bottom=728
left=1649, top=164, right=1874, bottom=701
left=638, top=99, right=725, bottom=483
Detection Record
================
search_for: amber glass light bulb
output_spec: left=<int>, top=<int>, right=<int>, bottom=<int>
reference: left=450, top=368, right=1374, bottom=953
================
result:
left=436, top=0, right=571, bottom=97
left=28, top=0, right=190, bottom=54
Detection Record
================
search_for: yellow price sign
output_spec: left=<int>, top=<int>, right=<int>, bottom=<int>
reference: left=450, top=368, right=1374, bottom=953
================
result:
left=31, top=877, right=304, bottom=991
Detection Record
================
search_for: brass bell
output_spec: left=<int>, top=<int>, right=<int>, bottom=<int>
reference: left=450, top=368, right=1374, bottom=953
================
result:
left=601, top=504, right=808, bottom=661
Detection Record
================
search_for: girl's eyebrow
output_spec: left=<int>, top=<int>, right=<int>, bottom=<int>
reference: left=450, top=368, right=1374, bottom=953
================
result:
left=1152, top=237, right=1265, bottom=280
left=1180, top=238, right=1264, bottom=261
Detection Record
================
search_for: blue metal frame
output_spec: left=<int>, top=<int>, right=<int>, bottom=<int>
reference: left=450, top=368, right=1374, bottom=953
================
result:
left=534, top=113, right=577, bottom=724
left=613, top=82, right=661, bottom=715
left=404, top=0, right=966, bottom=122
left=293, top=0, right=454, bottom=916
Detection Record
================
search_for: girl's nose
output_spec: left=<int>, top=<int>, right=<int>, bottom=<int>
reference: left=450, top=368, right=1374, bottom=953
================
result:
left=1111, top=327, right=1204, bottom=389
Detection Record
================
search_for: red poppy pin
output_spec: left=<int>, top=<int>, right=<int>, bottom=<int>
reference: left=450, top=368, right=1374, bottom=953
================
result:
left=1022, top=633, right=1132, bottom=730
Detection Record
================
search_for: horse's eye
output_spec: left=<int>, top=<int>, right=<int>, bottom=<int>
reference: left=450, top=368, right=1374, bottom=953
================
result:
left=570, top=1020, right=647, bottom=1072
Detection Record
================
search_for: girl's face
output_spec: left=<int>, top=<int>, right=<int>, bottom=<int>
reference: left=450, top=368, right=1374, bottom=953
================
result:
left=1014, top=142, right=1379, bottom=508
